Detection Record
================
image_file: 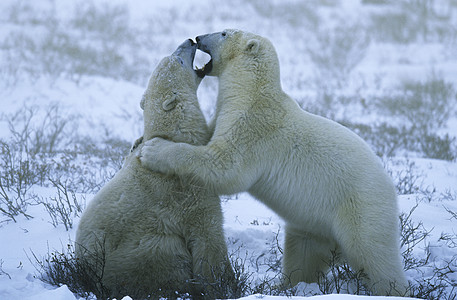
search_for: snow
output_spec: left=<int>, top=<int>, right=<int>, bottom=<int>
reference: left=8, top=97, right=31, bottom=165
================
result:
left=1, top=0, right=457, bottom=299
left=239, top=295, right=412, bottom=300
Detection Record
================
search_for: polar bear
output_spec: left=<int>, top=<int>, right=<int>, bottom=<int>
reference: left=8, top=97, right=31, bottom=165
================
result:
left=75, top=39, right=233, bottom=299
left=138, top=30, right=408, bottom=296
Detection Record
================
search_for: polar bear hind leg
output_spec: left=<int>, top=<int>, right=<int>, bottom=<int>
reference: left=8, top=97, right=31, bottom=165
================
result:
left=334, top=204, right=408, bottom=296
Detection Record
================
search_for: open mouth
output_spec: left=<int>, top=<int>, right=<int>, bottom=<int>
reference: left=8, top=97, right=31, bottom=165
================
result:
left=193, top=49, right=212, bottom=78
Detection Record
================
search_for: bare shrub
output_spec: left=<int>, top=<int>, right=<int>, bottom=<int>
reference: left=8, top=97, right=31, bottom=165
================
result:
left=30, top=241, right=109, bottom=300
left=0, top=174, right=32, bottom=223
left=376, top=75, right=456, bottom=134
left=191, top=250, right=249, bottom=299
left=369, top=0, right=455, bottom=43
left=0, top=141, right=36, bottom=223
left=373, top=74, right=457, bottom=160
left=341, top=121, right=408, bottom=157
left=0, top=259, right=11, bottom=279
left=342, top=119, right=456, bottom=161
left=0, top=103, right=77, bottom=222
left=247, top=0, right=319, bottom=30
left=36, top=179, right=85, bottom=231
left=31, top=215, right=457, bottom=299
left=390, top=159, right=424, bottom=195
left=316, top=251, right=371, bottom=295
left=1, top=103, right=75, bottom=157
left=400, top=202, right=457, bottom=299
left=400, top=205, right=432, bottom=271
left=32, top=239, right=247, bottom=299
left=0, top=103, right=130, bottom=221
left=419, top=133, right=456, bottom=162
left=0, top=0, right=151, bottom=86
left=307, top=21, right=370, bottom=90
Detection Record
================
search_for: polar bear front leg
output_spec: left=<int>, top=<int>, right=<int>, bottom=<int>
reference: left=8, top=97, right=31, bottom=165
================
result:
left=283, top=226, right=336, bottom=286
left=139, top=137, right=257, bottom=195
left=138, top=137, right=191, bottom=175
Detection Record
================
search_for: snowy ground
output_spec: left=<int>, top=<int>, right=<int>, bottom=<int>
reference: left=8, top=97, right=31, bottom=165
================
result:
left=1, top=0, right=457, bottom=299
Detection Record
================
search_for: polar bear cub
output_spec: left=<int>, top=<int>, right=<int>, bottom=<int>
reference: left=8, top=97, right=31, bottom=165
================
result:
left=139, top=30, right=408, bottom=296
left=75, top=39, right=232, bottom=299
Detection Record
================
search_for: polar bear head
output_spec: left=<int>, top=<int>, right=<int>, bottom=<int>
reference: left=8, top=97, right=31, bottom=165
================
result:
left=195, top=29, right=280, bottom=82
left=141, top=39, right=209, bottom=145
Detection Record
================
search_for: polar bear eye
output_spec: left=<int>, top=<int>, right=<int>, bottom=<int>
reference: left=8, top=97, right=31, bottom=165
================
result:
left=221, top=31, right=227, bottom=37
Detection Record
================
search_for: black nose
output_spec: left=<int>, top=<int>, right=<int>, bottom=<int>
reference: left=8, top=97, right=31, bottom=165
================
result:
left=196, top=35, right=203, bottom=45
left=188, top=38, right=195, bottom=46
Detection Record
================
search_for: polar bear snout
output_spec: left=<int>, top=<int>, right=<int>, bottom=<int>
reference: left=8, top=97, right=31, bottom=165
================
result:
left=194, top=34, right=214, bottom=78
left=196, top=32, right=220, bottom=54
left=195, top=33, right=221, bottom=77
left=172, top=39, right=197, bottom=69
left=195, top=34, right=209, bottom=52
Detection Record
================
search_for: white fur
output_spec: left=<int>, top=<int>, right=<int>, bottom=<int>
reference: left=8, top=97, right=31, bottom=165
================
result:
left=76, top=41, right=231, bottom=299
left=140, top=30, right=408, bottom=296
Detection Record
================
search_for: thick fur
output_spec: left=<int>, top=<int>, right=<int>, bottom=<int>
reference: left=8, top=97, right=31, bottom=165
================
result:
left=139, top=30, right=408, bottom=296
left=75, top=40, right=232, bottom=299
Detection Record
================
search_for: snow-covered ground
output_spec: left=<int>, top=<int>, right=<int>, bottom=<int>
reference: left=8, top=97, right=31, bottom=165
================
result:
left=1, top=0, right=457, bottom=299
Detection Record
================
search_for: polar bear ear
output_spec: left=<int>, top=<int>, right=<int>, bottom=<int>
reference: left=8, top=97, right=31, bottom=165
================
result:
left=244, top=39, right=260, bottom=55
left=140, top=93, right=146, bottom=110
left=162, top=94, right=178, bottom=111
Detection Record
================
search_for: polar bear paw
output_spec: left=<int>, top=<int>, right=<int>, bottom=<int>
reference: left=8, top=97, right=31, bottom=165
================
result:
left=138, top=137, right=177, bottom=174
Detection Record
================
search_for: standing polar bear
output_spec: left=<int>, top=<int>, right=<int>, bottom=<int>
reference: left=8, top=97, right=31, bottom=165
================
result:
left=139, top=30, right=408, bottom=295
left=76, top=39, right=232, bottom=299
